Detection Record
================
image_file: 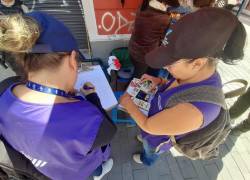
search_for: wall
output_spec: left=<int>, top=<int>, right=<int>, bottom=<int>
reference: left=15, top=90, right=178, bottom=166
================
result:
left=82, top=0, right=141, bottom=59
left=25, top=0, right=89, bottom=50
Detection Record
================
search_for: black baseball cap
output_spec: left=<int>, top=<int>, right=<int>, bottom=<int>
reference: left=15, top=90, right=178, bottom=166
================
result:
left=145, top=7, right=239, bottom=68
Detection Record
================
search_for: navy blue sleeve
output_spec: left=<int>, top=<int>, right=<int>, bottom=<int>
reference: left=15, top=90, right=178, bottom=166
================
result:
left=85, top=93, right=102, bottom=109
left=85, top=93, right=117, bottom=150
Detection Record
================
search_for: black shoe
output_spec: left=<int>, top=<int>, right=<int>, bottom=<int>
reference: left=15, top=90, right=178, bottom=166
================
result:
left=232, top=116, right=250, bottom=133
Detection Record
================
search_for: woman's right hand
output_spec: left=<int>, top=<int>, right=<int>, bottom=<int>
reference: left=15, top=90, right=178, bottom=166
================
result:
left=80, top=82, right=96, bottom=96
left=140, top=74, right=162, bottom=90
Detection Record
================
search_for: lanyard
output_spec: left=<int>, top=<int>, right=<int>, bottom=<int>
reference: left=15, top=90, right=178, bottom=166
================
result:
left=26, top=81, right=83, bottom=100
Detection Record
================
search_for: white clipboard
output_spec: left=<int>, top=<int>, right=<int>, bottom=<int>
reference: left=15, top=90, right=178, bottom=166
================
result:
left=74, top=65, right=118, bottom=110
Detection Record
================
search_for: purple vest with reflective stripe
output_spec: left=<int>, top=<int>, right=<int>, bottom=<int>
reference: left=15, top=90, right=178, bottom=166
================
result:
left=141, top=72, right=222, bottom=151
left=0, top=84, right=110, bottom=180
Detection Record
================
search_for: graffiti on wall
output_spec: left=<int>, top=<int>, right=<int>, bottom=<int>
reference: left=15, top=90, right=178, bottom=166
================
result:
left=93, top=0, right=142, bottom=35
left=96, top=10, right=136, bottom=35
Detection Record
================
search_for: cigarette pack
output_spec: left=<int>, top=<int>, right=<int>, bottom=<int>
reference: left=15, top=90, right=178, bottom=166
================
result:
left=119, top=78, right=157, bottom=115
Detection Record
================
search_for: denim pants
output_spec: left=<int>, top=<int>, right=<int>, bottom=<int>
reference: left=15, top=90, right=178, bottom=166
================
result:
left=140, top=139, right=164, bottom=166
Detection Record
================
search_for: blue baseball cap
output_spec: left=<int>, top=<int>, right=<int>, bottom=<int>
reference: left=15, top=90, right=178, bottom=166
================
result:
left=26, top=11, right=82, bottom=56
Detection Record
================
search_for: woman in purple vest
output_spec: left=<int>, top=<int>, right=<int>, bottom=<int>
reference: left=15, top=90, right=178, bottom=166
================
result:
left=0, top=12, right=116, bottom=180
left=120, top=7, right=246, bottom=165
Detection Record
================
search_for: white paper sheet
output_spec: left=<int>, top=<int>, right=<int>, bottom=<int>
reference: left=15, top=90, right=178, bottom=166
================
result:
left=74, top=65, right=118, bottom=110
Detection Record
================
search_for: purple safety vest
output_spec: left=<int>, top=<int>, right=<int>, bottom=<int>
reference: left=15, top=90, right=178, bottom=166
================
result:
left=0, top=84, right=110, bottom=180
left=141, top=72, right=222, bottom=152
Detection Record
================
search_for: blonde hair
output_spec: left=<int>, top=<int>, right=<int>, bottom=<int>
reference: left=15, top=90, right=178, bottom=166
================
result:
left=0, top=14, right=72, bottom=78
left=0, top=14, right=40, bottom=53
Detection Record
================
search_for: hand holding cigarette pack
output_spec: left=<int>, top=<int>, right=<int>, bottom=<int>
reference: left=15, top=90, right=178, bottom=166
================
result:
left=121, top=78, right=157, bottom=115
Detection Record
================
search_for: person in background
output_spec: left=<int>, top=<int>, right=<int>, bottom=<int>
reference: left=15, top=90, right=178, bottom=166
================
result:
left=129, top=0, right=219, bottom=80
left=0, top=0, right=29, bottom=14
left=230, top=88, right=250, bottom=132
left=0, top=12, right=116, bottom=180
left=163, top=0, right=217, bottom=45
left=128, top=0, right=180, bottom=78
left=0, top=0, right=29, bottom=78
left=120, top=7, right=246, bottom=166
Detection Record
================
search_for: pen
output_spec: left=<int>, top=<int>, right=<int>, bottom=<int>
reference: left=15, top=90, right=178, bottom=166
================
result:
left=83, top=85, right=94, bottom=90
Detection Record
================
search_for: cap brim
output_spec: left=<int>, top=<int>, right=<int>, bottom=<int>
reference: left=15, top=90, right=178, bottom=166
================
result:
left=31, top=44, right=82, bottom=57
left=145, top=46, right=177, bottom=69
left=30, top=44, right=53, bottom=53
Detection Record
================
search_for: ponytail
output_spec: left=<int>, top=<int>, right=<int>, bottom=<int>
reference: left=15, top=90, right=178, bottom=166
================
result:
left=219, top=21, right=247, bottom=64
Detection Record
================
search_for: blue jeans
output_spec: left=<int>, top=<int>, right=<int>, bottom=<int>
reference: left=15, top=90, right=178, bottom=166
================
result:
left=140, top=139, right=163, bottom=166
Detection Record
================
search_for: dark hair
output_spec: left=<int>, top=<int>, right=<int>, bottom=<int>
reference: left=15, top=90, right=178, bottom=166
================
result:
left=141, top=0, right=150, bottom=11
left=193, top=0, right=215, bottom=7
left=140, top=0, right=180, bottom=11
left=161, top=0, right=180, bottom=7
left=218, top=22, right=247, bottom=64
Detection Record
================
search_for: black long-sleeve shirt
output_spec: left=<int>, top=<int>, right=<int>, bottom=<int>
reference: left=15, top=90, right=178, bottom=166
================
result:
left=85, top=93, right=117, bottom=150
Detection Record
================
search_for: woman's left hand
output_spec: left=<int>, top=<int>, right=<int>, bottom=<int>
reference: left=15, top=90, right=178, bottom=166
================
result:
left=119, top=93, right=134, bottom=110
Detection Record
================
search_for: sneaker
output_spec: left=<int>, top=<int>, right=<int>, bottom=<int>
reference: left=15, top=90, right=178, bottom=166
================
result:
left=93, top=159, right=113, bottom=180
left=136, top=134, right=143, bottom=143
left=133, top=154, right=143, bottom=164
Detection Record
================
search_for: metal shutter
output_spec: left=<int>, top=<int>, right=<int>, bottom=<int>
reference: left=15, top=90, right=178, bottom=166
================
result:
left=25, top=0, right=89, bottom=50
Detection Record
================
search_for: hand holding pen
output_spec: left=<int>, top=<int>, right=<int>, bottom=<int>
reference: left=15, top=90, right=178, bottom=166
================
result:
left=80, top=82, right=96, bottom=96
